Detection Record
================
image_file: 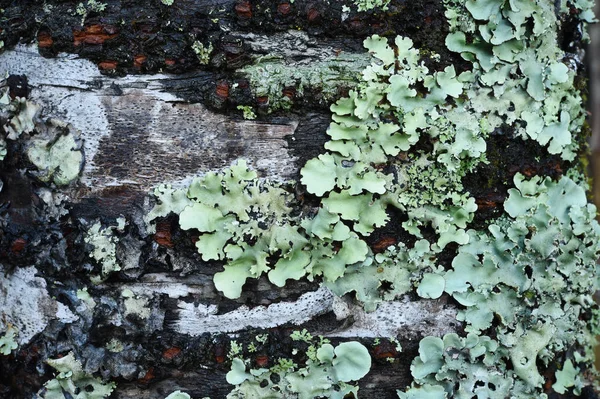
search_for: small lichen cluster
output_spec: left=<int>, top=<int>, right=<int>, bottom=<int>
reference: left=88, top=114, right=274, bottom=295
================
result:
left=191, top=40, right=214, bottom=65
left=239, top=53, right=371, bottom=112
left=352, top=0, right=391, bottom=12
left=39, top=352, right=116, bottom=399
left=226, top=332, right=371, bottom=398
left=0, top=79, right=84, bottom=188
left=85, top=218, right=125, bottom=283
left=0, top=323, right=18, bottom=356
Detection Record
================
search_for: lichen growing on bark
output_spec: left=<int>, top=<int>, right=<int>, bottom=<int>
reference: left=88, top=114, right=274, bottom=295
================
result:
left=145, top=0, right=600, bottom=397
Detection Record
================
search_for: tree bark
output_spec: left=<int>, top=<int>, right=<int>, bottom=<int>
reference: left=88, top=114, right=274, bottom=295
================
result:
left=0, top=1, right=598, bottom=399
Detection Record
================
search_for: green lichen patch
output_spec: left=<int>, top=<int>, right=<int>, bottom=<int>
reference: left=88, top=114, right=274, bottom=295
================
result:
left=2, top=97, right=41, bottom=140
left=146, top=160, right=372, bottom=298
left=191, top=40, right=214, bottom=65
left=397, top=174, right=600, bottom=397
left=400, top=333, right=512, bottom=398
left=85, top=219, right=126, bottom=283
left=26, top=119, right=84, bottom=187
left=226, top=335, right=371, bottom=398
left=0, top=324, right=18, bottom=355
left=39, top=352, right=116, bottom=399
left=142, top=0, right=600, bottom=396
left=239, top=53, right=371, bottom=112
left=352, top=0, right=392, bottom=12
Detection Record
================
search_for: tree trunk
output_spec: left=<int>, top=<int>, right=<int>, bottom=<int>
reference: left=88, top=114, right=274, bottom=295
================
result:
left=0, top=1, right=599, bottom=398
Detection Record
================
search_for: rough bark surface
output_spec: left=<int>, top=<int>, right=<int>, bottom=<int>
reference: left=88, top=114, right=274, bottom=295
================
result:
left=0, top=1, right=597, bottom=399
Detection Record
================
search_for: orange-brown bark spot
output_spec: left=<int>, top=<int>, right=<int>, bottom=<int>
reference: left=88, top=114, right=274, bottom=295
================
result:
left=216, top=81, right=230, bottom=99
left=235, top=1, right=252, bottom=18
left=163, top=347, right=182, bottom=360
left=154, top=220, right=174, bottom=248
left=134, top=54, right=147, bottom=68
left=138, top=367, right=155, bottom=384
left=98, top=61, right=118, bottom=70
left=11, top=238, right=26, bottom=254
left=277, top=3, right=291, bottom=15
left=37, top=32, right=53, bottom=48
left=373, top=341, right=398, bottom=359
left=73, top=25, right=118, bottom=46
left=255, top=355, right=269, bottom=367
left=282, top=86, right=295, bottom=100
left=372, top=237, right=397, bottom=252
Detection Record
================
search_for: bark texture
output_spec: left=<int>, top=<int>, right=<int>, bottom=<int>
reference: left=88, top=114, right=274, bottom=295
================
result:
left=0, top=1, right=597, bottom=399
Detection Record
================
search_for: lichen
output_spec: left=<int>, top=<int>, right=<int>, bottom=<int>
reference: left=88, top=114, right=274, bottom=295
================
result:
left=239, top=53, right=371, bottom=112
left=39, top=352, right=116, bottom=399
left=352, top=0, right=391, bottom=12
left=121, top=288, right=151, bottom=319
left=0, top=323, right=18, bottom=356
left=26, top=119, right=84, bottom=187
left=85, top=219, right=125, bottom=283
left=192, top=40, right=214, bottom=65
left=226, top=335, right=371, bottom=398
left=143, top=0, right=600, bottom=396
left=237, top=105, right=256, bottom=120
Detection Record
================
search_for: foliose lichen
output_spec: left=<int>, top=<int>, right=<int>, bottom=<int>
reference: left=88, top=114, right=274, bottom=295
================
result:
left=352, top=0, right=391, bottom=12
left=239, top=53, right=371, bottom=112
left=144, top=0, right=600, bottom=396
left=39, top=352, right=116, bottom=399
left=0, top=77, right=84, bottom=187
left=0, top=323, right=18, bottom=356
left=85, top=218, right=126, bottom=283
left=26, top=119, right=84, bottom=187
left=225, top=334, right=371, bottom=398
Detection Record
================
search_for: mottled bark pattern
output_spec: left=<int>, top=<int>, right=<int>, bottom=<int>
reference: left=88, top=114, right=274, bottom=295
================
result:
left=0, top=0, right=594, bottom=398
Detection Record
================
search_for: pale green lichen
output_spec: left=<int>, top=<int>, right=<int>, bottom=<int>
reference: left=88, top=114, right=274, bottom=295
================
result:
left=226, top=338, right=371, bottom=398
left=85, top=220, right=125, bottom=283
left=353, top=0, right=391, bottom=12
left=146, top=160, right=371, bottom=298
left=144, top=0, right=599, bottom=396
left=192, top=40, right=214, bottom=65
left=75, top=0, right=106, bottom=23
left=0, top=324, right=18, bottom=355
left=121, top=288, right=151, bottom=319
left=445, top=0, right=587, bottom=161
left=239, top=53, right=371, bottom=112
left=553, top=359, right=584, bottom=395
left=40, top=352, right=116, bottom=399
left=394, top=0, right=599, bottom=394
left=236, top=105, right=256, bottom=120
left=161, top=0, right=174, bottom=5
left=26, top=119, right=84, bottom=186
left=3, top=97, right=40, bottom=140
left=105, top=338, right=124, bottom=353
left=76, top=288, right=96, bottom=310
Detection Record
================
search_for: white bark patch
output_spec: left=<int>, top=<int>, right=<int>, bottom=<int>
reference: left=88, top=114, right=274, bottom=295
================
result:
left=0, top=266, right=77, bottom=345
left=0, top=46, right=298, bottom=193
left=174, top=286, right=335, bottom=335
left=328, top=295, right=458, bottom=338
left=111, top=273, right=211, bottom=299
left=172, top=286, right=457, bottom=338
